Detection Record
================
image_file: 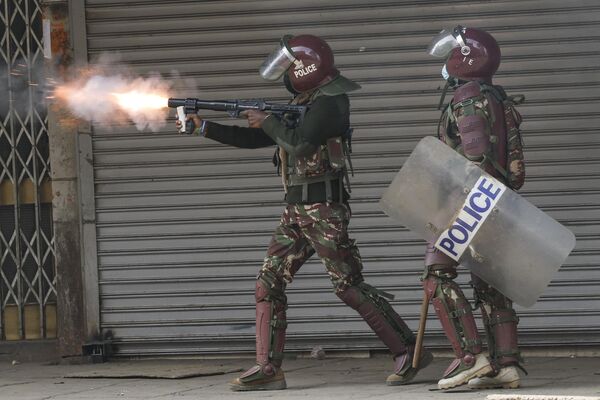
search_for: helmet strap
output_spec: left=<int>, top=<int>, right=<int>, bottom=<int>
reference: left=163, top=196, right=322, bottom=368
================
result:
left=437, top=81, right=450, bottom=110
left=437, top=77, right=461, bottom=110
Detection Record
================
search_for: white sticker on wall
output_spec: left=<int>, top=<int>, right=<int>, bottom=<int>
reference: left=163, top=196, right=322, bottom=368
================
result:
left=43, top=19, right=51, bottom=59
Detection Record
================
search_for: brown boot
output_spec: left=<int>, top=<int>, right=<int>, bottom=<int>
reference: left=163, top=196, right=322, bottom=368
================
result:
left=230, top=364, right=286, bottom=391
left=386, top=348, right=434, bottom=386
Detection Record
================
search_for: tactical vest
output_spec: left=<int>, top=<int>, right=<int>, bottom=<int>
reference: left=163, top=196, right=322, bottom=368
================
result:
left=283, top=132, right=353, bottom=202
left=276, top=92, right=354, bottom=203
left=438, top=80, right=526, bottom=190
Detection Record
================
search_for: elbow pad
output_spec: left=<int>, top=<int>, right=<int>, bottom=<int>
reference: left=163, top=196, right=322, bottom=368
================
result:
left=457, top=115, right=490, bottom=161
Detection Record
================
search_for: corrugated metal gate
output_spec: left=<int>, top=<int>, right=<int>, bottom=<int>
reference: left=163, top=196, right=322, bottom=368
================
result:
left=83, top=0, right=600, bottom=356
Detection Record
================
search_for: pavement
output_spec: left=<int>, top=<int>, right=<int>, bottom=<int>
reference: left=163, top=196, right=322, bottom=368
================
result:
left=0, top=354, right=599, bottom=400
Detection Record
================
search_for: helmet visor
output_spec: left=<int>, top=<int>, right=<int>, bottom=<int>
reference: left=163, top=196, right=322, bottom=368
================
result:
left=259, top=38, right=296, bottom=81
left=427, top=28, right=460, bottom=58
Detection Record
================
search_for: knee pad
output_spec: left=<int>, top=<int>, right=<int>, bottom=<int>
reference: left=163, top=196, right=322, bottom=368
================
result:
left=424, top=245, right=458, bottom=284
left=255, top=280, right=269, bottom=303
left=424, top=244, right=458, bottom=269
left=257, top=269, right=287, bottom=305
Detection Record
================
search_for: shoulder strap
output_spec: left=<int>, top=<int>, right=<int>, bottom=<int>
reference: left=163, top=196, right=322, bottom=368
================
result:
left=479, top=82, right=506, bottom=103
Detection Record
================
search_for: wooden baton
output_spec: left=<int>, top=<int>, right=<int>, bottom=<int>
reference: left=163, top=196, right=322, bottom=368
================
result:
left=412, top=290, right=430, bottom=369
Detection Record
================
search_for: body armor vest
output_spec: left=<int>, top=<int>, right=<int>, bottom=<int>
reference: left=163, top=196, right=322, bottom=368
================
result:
left=276, top=91, right=354, bottom=203
left=438, top=81, right=525, bottom=189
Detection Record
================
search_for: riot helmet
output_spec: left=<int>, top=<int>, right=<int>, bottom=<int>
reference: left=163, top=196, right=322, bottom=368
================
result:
left=427, top=26, right=500, bottom=82
left=259, top=34, right=360, bottom=94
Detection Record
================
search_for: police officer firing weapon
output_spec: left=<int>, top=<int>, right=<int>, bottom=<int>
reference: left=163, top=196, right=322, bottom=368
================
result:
left=176, top=34, right=433, bottom=391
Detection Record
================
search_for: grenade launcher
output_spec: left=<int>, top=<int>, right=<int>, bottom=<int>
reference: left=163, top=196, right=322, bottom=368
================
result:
left=168, top=98, right=308, bottom=134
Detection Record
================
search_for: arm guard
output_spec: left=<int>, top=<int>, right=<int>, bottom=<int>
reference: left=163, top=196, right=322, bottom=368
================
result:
left=456, top=114, right=491, bottom=161
left=452, top=81, right=491, bottom=161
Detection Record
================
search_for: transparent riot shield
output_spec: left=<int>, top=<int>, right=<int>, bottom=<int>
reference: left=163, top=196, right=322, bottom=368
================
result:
left=380, top=136, right=576, bottom=307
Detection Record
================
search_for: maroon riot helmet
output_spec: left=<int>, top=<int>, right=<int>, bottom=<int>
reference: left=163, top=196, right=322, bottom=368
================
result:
left=259, top=34, right=360, bottom=94
left=427, top=26, right=501, bottom=82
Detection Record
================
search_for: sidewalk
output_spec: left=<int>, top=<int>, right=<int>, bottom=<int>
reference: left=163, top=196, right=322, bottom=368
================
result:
left=0, top=354, right=598, bottom=400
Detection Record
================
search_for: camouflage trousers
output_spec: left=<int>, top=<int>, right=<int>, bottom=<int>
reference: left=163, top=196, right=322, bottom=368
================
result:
left=258, top=202, right=363, bottom=301
left=253, top=202, right=415, bottom=369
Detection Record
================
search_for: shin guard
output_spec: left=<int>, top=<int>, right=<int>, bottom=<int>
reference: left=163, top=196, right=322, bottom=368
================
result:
left=337, top=284, right=415, bottom=355
left=486, top=308, right=521, bottom=368
left=427, top=276, right=482, bottom=377
left=255, top=281, right=287, bottom=369
left=473, top=276, right=523, bottom=371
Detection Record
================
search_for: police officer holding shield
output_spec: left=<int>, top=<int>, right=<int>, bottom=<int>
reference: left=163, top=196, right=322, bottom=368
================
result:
left=422, top=26, right=527, bottom=390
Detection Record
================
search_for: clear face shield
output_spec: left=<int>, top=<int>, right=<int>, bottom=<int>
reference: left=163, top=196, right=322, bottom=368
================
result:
left=426, top=26, right=470, bottom=58
left=259, top=36, right=296, bottom=81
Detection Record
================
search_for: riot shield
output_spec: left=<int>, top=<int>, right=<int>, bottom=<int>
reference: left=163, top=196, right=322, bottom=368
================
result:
left=380, top=136, right=576, bottom=307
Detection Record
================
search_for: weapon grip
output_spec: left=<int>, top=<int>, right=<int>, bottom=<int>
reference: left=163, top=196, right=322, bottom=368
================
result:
left=186, top=119, right=195, bottom=135
left=176, top=106, right=195, bottom=135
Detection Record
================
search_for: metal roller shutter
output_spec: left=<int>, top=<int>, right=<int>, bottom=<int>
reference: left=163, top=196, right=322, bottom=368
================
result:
left=83, top=0, right=600, bottom=356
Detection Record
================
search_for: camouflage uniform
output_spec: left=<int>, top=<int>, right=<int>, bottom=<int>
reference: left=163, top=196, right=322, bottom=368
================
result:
left=200, top=83, right=429, bottom=390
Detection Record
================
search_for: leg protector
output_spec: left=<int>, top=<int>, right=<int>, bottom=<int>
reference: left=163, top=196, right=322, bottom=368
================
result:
left=337, top=282, right=415, bottom=355
left=424, top=245, right=491, bottom=386
left=425, top=274, right=483, bottom=378
left=232, top=279, right=288, bottom=391
left=488, top=309, right=520, bottom=367
left=472, top=275, right=523, bottom=371
left=255, top=280, right=287, bottom=369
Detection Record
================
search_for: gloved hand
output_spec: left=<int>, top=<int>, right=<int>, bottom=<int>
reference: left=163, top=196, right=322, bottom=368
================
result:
left=241, top=110, right=269, bottom=128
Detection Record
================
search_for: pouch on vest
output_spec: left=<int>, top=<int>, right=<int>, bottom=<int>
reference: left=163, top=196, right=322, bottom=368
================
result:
left=326, top=137, right=345, bottom=170
left=294, top=147, right=327, bottom=177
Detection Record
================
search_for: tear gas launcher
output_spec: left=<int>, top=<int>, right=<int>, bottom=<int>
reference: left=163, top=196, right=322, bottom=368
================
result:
left=168, top=98, right=308, bottom=134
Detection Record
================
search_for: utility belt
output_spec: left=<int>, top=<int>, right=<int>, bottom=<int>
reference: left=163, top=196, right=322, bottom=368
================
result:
left=287, top=171, right=345, bottom=203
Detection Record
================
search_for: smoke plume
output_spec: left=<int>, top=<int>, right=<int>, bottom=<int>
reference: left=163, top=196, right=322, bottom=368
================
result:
left=55, top=73, right=172, bottom=132
left=52, top=54, right=191, bottom=132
